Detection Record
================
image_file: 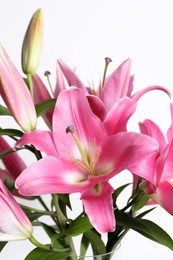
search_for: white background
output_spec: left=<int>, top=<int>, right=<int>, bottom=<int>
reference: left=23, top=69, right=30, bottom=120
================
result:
left=0, top=0, right=173, bottom=259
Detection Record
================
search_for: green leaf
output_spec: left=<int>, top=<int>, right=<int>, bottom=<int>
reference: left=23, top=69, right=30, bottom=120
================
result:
left=136, top=207, right=156, bottom=219
left=0, top=128, right=23, bottom=137
left=0, top=105, right=11, bottom=116
left=25, top=247, right=70, bottom=260
left=116, top=210, right=173, bottom=250
left=132, top=193, right=149, bottom=212
left=58, top=194, right=71, bottom=210
left=51, top=233, right=67, bottom=250
left=80, top=234, right=90, bottom=257
left=35, top=99, right=56, bottom=117
left=0, top=242, right=8, bottom=252
left=84, top=230, right=106, bottom=255
left=39, top=222, right=57, bottom=238
left=112, top=183, right=130, bottom=202
left=27, top=212, right=48, bottom=222
left=66, top=214, right=92, bottom=236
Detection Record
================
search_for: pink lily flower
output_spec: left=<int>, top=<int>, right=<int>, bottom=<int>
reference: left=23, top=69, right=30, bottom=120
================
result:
left=15, top=87, right=158, bottom=233
left=132, top=102, right=173, bottom=215
left=0, top=179, right=32, bottom=241
left=56, top=58, right=171, bottom=116
left=0, top=44, right=37, bottom=131
left=0, top=136, right=26, bottom=181
left=55, top=59, right=170, bottom=137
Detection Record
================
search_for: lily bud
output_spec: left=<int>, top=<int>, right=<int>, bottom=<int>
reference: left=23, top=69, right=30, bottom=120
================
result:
left=0, top=44, right=37, bottom=131
left=22, top=9, right=43, bottom=75
left=0, top=136, right=26, bottom=181
left=0, top=179, right=33, bottom=241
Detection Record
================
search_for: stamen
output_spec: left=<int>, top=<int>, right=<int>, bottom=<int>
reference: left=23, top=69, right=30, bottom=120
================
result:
left=66, top=125, right=75, bottom=134
left=99, top=57, right=112, bottom=96
left=44, top=70, right=54, bottom=96
left=66, top=125, right=90, bottom=169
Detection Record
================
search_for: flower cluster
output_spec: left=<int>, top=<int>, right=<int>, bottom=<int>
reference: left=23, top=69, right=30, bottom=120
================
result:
left=0, top=9, right=173, bottom=259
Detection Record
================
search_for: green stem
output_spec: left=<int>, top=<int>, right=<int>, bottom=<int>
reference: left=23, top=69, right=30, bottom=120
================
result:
left=121, top=189, right=144, bottom=212
left=26, top=74, right=34, bottom=99
left=29, top=235, right=70, bottom=253
left=37, top=196, right=50, bottom=212
left=20, top=204, right=54, bottom=216
left=29, top=235, right=51, bottom=251
left=52, top=194, right=78, bottom=260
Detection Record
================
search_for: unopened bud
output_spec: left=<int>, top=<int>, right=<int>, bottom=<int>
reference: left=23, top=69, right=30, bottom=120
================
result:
left=22, top=9, right=43, bottom=75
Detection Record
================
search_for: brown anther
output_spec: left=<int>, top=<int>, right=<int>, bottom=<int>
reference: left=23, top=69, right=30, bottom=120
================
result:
left=44, top=70, right=51, bottom=76
left=105, top=57, right=112, bottom=64
left=66, top=125, right=75, bottom=134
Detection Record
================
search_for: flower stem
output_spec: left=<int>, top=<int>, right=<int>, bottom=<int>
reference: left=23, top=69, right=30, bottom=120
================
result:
left=26, top=74, right=34, bottom=99
left=52, top=194, right=78, bottom=260
left=29, top=235, right=70, bottom=253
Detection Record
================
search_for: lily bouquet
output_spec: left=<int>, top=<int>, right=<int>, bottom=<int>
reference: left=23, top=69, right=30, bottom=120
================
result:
left=0, top=9, right=173, bottom=260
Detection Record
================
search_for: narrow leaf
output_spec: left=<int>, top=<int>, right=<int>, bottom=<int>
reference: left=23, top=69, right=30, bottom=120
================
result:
left=25, top=247, right=70, bottom=260
left=80, top=234, right=90, bottom=257
left=84, top=230, right=106, bottom=255
left=0, top=104, right=11, bottom=116
left=116, top=210, right=173, bottom=250
left=0, top=128, right=23, bottom=137
left=35, top=99, right=56, bottom=117
left=66, top=215, right=92, bottom=236
left=112, top=183, right=130, bottom=202
left=0, top=242, right=7, bottom=252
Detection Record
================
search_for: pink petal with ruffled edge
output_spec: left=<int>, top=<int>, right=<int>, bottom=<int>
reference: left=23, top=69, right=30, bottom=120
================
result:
left=16, top=130, right=58, bottom=156
left=15, top=156, right=93, bottom=196
left=103, top=97, right=136, bottom=135
left=81, top=182, right=115, bottom=233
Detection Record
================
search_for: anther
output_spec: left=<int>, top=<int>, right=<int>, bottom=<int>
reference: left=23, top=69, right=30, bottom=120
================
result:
left=105, top=57, right=112, bottom=65
left=66, top=125, right=75, bottom=134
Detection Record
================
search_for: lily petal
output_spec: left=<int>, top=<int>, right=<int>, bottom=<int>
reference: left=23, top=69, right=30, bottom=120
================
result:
left=132, top=85, right=171, bottom=102
left=139, top=119, right=166, bottom=153
left=53, top=87, right=106, bottom=159
left=16, top=130, right=58, bottom=156
left=95, top=132, right=159, bottom=182
left=103, top=97, right=136, bottom=135
left=100, top=58, right=132, bottom=113
left=57, top=59, right=87, bottom=94
left=87, top=95, right=106, bottom=121
left=154, top=181, right=173, bottom=215
left=81, top=182, right=115, bottom=233
left=15, top=156, right=92, bottom=196
left=0, top=179, right=32, bottom=240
